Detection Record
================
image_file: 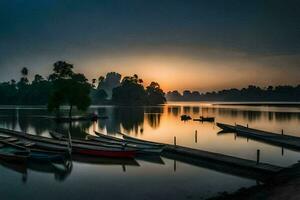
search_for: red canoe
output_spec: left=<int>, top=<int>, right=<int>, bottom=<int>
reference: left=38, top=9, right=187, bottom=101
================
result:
left=75, top=149, right=136, bottom=158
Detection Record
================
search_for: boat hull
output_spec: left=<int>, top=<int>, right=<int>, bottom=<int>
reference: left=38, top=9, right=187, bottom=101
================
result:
left=75, top=149, right=135, bottom=158
left=0, top=128, right=137, bottom=158
left=92, top=132, right=164, bottom=154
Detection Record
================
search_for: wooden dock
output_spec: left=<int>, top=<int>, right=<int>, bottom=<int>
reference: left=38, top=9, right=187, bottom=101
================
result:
left=217, top=122, right=300, bottom=151
left=163, top=151, right=275, bottom=182
left=164, top=145, right=283, bottom=174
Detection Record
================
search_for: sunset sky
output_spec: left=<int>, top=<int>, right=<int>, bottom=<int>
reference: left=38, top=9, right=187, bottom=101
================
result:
left=0, top=0, right=299, bottom=92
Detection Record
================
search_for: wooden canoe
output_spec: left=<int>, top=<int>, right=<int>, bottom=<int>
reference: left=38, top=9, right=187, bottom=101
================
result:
left=49, top=131, right=127, bottom=149
left=0, top=128, right=136, bottom=158
left=0, top=138, right=66, bottom=162
left=93, top=131, right=165, bottom=152
left=52, top=131, right=164, bottom=154
left=193, top=116, right=215, bottom=122
left=118, top=132, right=165, bottom=147
left=0, top=143, right=29, bottom=163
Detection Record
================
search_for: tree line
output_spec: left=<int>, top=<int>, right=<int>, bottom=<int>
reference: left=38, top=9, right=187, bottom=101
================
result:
left=0, top=61, right=166, bottom=117
left=166, top=85, right=300, bottom=102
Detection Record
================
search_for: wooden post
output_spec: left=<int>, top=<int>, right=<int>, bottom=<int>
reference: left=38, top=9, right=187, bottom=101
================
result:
left=174, top=136, right=177, bottom=147
left=247, top=124, right=248, bottom=128
left=281, top=129, right=284, bottom=135
left=256, top=149, right=260, bottom=165
left=195, top=130, right=198, bottom=143
left=174, top=159, right=177, bottom=172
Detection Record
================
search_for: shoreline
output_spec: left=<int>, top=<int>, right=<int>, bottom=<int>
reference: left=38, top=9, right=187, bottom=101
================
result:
left=208, top=162, right=300, bottom=200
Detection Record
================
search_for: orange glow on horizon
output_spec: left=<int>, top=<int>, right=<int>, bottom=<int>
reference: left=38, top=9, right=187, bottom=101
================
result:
left=79, top=51, right=300, bottom=93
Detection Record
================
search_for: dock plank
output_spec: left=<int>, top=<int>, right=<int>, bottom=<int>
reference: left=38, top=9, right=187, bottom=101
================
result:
left=165, top=145, right=283, bottom=173
left=217, top=122, right=300, bottom=151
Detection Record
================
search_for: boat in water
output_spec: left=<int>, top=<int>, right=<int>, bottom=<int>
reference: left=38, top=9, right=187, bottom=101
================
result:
left=193, top=116, right=215, bottom=122
left=117, top=132, right=165, bottom=148
left=0, top=138, right=66, bottom=162
left=0, top=142, right=29, bottom=163
left=181, top=115, right=192, bottom=121
left=0, top=128, right=136, bottom=158
left=50, top=130, right=164, bottom=154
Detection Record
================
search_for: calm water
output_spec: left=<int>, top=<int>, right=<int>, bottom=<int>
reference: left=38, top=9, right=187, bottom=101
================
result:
left=1, top=102, right=300, bottom=199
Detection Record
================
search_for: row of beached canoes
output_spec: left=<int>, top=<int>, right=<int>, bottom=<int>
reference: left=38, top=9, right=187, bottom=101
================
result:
left=0, top=127, right=165, bottom=164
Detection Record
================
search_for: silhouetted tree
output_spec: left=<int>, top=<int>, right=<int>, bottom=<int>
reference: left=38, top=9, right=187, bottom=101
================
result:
left=48, top=61, right=74, bottom=81
left=91, top=89, right=108, bottom=104
left=21, top=67, right=28, bottom=77
left=146, top=82, right=166, bottom=105
left=48, top=61, right=91, bottom=118
left=166, top=90, right=182, bottom=101
left=33, top=74, right=44, bottom=84
left=112, top=74, right=146, bottom=105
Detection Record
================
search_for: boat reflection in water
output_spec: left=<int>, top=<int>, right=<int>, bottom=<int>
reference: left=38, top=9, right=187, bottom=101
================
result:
left=0, top=159, right=72, bottom=182
left=0, top=154, right=170, bottom=181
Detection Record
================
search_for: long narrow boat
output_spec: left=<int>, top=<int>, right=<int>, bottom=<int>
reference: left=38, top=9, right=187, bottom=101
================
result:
left=94, top=131, right=124, bottom=142
left=51, top=131, right=164, bottom=154
left=95, top=131, right=164, bottom=147
left=0, top=128, right=136, bottom=158
left=193, top=116, right=215, bottom=122
left=117, top=132, right=165, bottom=147
left=93, top=131, right=165, bottom=152
left=49, top=131, right=126, bottom=149
left=87, top=134, right=125, bottom=146
left=0, top=143, right=29, bottom=163
left=88, top=134, right=164, bottom=154
left=0, top=138, right=66, bottom=162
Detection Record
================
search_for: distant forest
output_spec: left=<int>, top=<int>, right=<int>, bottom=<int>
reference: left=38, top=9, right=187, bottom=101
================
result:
left=1, top=62, right=299, bottom=106
left=166, top=85, right=300, bottom=102
left=0, top=62, right=166, bottom=106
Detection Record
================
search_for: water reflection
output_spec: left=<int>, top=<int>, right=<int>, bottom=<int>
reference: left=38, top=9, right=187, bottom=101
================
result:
left=1, top=104, right=299, bottom=199
left=0, top=159, right=72, bottom=182
left=1, top=105, right=300, bottom=135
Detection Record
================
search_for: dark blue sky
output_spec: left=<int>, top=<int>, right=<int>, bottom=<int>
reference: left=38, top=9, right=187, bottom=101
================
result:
left=0, top=0, right=299, bottom=91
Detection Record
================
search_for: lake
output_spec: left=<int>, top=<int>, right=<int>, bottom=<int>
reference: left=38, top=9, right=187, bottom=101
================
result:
left=0, top=102, right=300, bottom=200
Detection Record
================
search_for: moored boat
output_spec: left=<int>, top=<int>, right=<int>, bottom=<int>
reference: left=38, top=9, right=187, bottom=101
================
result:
left=94, top=131, right=165, bottom=151
left=52, top=130, right=164, bottom=154
left=0, top=138, right=66, bottom=162
left=49, top=131, right=124, bottom=149
left=0, top=128, right=136, bottom=158
left=181, top=115, right=192, bottom=121
left=193, top=116, right=215, bottom=122
left=0, top=143, right=29, bottom=163
left=118, top=132, right=165, bottom=148
left=89, top=134, right=164, bottom=154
